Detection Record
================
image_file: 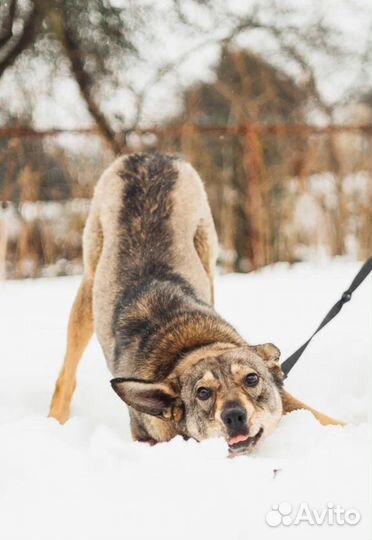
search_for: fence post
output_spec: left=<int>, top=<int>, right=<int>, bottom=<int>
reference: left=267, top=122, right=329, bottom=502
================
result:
left=243, top=124, right=265, bottom=270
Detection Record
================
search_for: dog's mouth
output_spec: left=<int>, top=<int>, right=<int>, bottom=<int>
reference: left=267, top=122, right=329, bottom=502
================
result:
left=228, top=427, right=264, bottom=453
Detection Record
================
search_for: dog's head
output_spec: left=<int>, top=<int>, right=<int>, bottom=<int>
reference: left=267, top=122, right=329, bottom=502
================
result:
left=111, top=343, right=284, bottom=455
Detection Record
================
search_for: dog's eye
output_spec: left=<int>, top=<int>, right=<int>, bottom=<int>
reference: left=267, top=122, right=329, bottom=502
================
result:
left=244, top=373, right=259, bottom=387
left=196, top=387, right=212, bottom=400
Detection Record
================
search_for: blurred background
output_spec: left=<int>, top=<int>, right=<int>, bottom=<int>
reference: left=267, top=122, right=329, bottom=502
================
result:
left=0, top=0, right=371, bottom=279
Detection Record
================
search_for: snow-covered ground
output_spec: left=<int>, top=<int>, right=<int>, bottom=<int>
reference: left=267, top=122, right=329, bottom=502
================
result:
left=0, top=261, right=370, bottom=540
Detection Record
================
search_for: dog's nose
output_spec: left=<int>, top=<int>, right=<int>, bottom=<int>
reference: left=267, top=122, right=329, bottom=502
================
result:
left=221, top=404, right=247, bottom=434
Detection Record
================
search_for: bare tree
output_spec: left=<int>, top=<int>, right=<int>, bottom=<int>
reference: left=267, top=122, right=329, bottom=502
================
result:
left=0, top=0, right=365, bottom=146
left=0, top=0, right=142, bottom=152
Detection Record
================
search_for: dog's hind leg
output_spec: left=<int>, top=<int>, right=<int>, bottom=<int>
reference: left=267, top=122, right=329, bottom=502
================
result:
left=194, top=218, right=218, bottom=306
left=281, top=390, right=345, bottom=426
left=48, top=278, right=93, bottom=423
left=49, top=205, right=102, bottom=424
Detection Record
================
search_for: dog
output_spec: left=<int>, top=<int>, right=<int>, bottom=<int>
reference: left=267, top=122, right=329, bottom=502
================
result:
left=49, top=153, right=342, bottom=456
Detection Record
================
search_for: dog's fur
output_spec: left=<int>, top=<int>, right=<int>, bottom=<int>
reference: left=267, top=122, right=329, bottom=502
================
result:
left=49, top=153, right=342, bottom=455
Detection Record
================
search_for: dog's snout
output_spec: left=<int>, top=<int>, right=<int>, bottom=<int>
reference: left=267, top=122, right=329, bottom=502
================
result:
left=221, top=404, right=247, bottom=434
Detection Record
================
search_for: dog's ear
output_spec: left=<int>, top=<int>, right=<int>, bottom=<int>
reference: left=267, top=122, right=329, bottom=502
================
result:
left=253, top=343, right=284, bottom=386
left=110, top=378, right=182, bottom=419
left=253, top=343, right=280, bottom=365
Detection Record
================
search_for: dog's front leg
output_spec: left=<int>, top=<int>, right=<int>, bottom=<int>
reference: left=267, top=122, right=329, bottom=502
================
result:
left=281, top=390, right=345, bottom=426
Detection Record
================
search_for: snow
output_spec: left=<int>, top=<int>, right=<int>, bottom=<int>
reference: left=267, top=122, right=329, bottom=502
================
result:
left=0, top=261, right=370, bottom=540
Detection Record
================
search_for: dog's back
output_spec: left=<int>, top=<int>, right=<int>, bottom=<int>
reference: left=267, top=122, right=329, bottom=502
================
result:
left=84, top=153, right=218, bottom=374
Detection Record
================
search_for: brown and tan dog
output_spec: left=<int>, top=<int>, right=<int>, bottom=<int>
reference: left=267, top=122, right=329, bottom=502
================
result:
left=49, top=153, right=342, bottom=456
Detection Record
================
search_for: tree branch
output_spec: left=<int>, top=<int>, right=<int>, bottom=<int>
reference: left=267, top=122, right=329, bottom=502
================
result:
left=0, top=5, right=38, bottom=79
left=32, top=0, right=121, bottom=154
left=0, top=0, right=17, bottom=48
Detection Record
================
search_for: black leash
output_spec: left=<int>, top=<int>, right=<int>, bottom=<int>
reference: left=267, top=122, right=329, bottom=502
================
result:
left=281, top=257, right=372, bottom=378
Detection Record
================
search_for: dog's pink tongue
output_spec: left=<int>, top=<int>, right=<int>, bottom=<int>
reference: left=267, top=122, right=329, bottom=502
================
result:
left=229, top=434, right=249, bottom=445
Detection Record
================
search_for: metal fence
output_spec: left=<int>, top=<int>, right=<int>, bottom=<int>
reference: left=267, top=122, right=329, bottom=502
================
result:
left=0, top=122, right=371, bottom=278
